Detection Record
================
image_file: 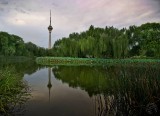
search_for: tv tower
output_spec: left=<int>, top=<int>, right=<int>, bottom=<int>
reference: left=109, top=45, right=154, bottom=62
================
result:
left=48, top=10, right=53, bottom=49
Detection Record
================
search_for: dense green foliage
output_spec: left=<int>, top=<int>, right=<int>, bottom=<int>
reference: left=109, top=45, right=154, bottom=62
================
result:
left=1, top=22, right=160, bottom=58
left=0, top=32, right=51, bottom=57
left=52, top=22, right=160, bottom=58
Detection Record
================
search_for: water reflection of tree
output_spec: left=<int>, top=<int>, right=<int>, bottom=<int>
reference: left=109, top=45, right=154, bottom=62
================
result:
left=0, top=60, right=44, bottom=115
left=53, top=65, right=160, bottom=115
left=0, top=60, right=44, bottom=76
left=53, top=66, right=107, bottom=96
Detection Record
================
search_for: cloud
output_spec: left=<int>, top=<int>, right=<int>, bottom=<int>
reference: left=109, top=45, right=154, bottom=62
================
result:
left=0, top=7, right=3, bottom=11
left=0, top=0, right=159, bottom=48
left=0, top=1, right=8, bottom=5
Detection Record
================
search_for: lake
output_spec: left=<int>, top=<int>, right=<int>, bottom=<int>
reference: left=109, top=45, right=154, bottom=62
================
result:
left=1, top=60, right=160, bottom=116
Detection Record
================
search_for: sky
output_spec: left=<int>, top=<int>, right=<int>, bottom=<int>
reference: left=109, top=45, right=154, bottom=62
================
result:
left=0, top=0, right=160, bottom=48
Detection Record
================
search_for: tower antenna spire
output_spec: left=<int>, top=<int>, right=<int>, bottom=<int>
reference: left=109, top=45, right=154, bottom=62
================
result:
left=50, top=10, right=51, bottom=25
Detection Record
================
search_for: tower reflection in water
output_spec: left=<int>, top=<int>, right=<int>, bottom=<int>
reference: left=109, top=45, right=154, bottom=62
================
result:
left=47, top=68, right=52, bottom=102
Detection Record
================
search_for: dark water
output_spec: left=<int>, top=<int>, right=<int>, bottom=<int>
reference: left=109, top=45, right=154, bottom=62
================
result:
left=1, top=61, right=160, bottom=116
left=24, top=67, right=94, bottom=116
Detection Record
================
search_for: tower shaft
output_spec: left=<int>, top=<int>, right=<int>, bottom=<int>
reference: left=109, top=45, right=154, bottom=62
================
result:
left=49, top=32, right=51, bottom=49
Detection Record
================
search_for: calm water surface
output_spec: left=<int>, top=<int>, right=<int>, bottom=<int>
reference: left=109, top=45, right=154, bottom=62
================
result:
left=24, top=67, right=94, bottom=116
left=1, top=61, right=160, bottom=116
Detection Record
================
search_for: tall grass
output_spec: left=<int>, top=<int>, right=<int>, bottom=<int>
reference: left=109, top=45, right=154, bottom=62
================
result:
left=0, top=67, right=29, bottom=115
left=53, top=64, right=160, bottom=115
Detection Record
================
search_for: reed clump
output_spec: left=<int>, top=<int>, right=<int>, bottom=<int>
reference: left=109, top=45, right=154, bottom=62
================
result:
left=0, top=67, right=29, bottom=115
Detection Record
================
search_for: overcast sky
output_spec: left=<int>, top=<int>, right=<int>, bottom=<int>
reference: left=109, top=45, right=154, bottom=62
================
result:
left=0, top=0, right=160, bottom=48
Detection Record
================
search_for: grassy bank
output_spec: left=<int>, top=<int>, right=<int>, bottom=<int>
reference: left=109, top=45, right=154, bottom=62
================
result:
left=0, top=67, right=29, bottom=115
left=36, top=57, right=160, bottom=66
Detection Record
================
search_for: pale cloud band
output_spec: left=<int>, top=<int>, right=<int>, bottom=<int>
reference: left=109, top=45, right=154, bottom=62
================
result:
left=0, top=0, right=160, bottom=47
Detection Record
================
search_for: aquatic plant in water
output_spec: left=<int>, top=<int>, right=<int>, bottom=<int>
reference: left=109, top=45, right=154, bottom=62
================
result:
left=53, top=64, right=160, bottom=115
left=0, top=66, right=30, bottom=115
left=36, top=57, right=160, bottom=66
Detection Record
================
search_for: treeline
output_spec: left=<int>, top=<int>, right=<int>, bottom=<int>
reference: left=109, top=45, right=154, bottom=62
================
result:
left=1, top=22, right=160, bottom=58
left=0, top=32, right=53, bottom=57
left=53, top=22, right=160, bottom=58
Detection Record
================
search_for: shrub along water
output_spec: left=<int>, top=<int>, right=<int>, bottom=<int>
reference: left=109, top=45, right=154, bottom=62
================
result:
left=0, top=66, right=29, bottom=115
